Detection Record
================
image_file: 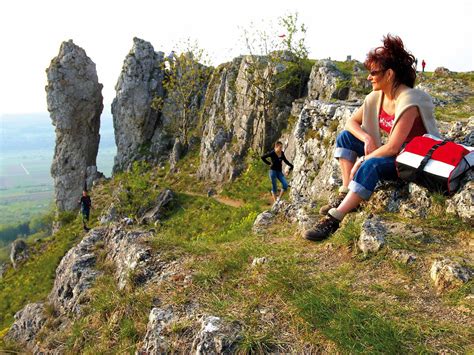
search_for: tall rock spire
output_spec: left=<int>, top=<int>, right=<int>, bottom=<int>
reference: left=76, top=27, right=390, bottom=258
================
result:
left=46, top=40, right=103, bottom=211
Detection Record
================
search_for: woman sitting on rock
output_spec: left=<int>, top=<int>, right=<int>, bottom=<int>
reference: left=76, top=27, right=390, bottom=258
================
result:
left=305, top=34, right=440, bottom=241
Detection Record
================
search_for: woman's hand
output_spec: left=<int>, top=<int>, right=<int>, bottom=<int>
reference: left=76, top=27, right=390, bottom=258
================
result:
left=350, top=157, right=364, bottom=180
left=363, top=135, right=377, bottom=156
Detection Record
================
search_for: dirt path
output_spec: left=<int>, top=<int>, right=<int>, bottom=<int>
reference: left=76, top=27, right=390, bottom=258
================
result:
left=183, top=191, right=244, bottom=208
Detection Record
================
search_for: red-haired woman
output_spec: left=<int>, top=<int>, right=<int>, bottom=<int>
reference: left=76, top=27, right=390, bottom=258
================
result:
left=305, top=34, right=440, bottom=241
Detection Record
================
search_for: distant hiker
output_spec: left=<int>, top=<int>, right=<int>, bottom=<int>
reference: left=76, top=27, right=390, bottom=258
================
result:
left=414, top=58, right=418, bottom=71
left=261, top=141, right=294, bottom=202
left=78, top=190, right=92, bottom=231
left=422, top=59, right=426, bottom=73
left=304, top=34, right=439, bottom=241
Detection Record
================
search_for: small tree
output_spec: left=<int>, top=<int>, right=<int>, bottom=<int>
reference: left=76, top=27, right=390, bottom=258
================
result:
left=153, top=39, right=212, bottom=147
left=240, top=13, right=310, bottom=152
left=278, top=12, right=310, bottom=97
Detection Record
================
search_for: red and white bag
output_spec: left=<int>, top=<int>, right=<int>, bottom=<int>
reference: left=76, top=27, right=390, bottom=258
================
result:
left=396, top=134, right=474, bottom=195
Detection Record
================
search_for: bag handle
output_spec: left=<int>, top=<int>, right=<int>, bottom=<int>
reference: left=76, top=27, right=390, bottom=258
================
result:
left=416, top=140, right=448, bottom=177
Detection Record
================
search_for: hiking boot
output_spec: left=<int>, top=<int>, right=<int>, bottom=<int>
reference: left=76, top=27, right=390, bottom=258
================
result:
left=304, top=215, right=340, bottom=241
left=319, top=193, right=347, bottom=215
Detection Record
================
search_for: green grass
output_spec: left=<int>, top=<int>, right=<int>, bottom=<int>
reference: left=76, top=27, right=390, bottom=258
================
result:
left=220, top=151, right=273, bottom=206
left=0, top=214, right=86, bottom=332
left=1, top=147, right=473, bottom=352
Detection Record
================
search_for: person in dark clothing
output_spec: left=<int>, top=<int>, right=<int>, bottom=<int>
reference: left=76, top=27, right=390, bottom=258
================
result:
left=78, top=190, right=92, bottom=231
left=261, top=141, right=294, bottom=202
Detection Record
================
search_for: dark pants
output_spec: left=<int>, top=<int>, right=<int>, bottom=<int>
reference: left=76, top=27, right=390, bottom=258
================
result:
left=81, top=208, right=90, bottom=225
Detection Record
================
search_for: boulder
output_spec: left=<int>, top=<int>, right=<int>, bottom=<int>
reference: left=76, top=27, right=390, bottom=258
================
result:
left=46, top=40, right=103, bottom=211
left=252, top=211, right=275, bottom=234
left=10, top=239, right=28, bottom=268
left=138, top=307, right=175, bottom=354
left=192, top=316, right=241, bottom=354
left=5, top=302, right=46, bottom=348
left=48, top=228, right=105, bottom=315
left=446, top=177, right=473, bottom=224
left=434, top=67, right=451, bottom=76
left=139, top=189, right=174, bottom=225
left=399, top=183, right=432, bottom=218
left=104, top=226, right=154, bottom=289
left=430, top=259, right=472, bottom=292
left=358, top=216, right=387, bottom=255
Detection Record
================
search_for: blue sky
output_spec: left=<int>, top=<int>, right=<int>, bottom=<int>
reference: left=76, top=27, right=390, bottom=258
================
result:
left=0, top=0, right=472, bottom=115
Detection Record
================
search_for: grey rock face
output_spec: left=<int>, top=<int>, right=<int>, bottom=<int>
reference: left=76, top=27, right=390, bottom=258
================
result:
left=100, top=203, right=118, bottom=225
left=192, top=316, right=241, bottom=354
left=112, top=37, right=165, bottom=172
left=104, top=226, right=154, bottom=289
left=5, top=302, right=46, bottom=348
left=307, top=60, right=350, bottom=101
left=358, top=216, right=387, bottom=255
left=139, top=189, right=174, bottom=225
left=399, top=183, right=432, bottom=218
left=138, top=306, right=175, bottom=354
left=10, top=239, right=28, bottom=268
left=446, top=178, right=473, bottom=223
left=430, top=259, right=472, bottom=292
left=289, top=100, right=358, bottom=205
left=48, top=228, right=105, bottom=315
left=198, top=56, right=299, bottom=182
left=46, top=40, right=103, bottom=211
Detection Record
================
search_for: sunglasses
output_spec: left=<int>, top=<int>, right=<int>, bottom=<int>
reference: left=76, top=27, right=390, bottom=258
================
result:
left=369, top=69, right=385, bottom=76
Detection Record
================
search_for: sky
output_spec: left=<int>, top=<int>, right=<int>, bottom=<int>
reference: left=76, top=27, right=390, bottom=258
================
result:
left=0, top=0, right=472, bottom=115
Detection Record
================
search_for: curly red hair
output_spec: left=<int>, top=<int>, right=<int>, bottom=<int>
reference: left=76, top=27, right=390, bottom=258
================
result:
left=365, top=34, right=416, bottom=89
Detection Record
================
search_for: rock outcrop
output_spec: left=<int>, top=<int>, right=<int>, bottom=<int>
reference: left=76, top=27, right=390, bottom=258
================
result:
left=307, top=60, right=351, bottom=101
left=288, top=100, right=359, bottom=204
left=192, top=315, right=241, bottom=354
left=139, top=188, right=175, bottom=225
left=10, top=239, right=28, bottom=269
left=48, top=228, right=105, bottom=315
left=198, top=55, right=304, bottom=182
left=358, top=216, right=387, bottom=255
left=46, top=40, right=104, bottom=211
left=5, top=302, right=47, bottom=348
left=104, top=226, right=155, bottom=289
left=112, top=38, right=166, bottom=172
left=138, top=308, right=241, bottom=354
left=430, top=259, right=472, bottom=292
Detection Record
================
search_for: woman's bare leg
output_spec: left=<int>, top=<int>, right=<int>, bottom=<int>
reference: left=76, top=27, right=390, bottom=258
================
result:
left=339, top=158, right=355, bottom=188
left=336, top=191, right=363, bottom=214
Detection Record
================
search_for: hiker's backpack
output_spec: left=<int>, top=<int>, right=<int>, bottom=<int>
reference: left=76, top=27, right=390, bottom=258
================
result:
left=395, top=134, right=474, bottom=195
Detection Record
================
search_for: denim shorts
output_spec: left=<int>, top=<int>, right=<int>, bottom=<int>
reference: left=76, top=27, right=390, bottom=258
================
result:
left=269, top=170, right=288, bottom=194
left=334, top=130, right=398, bottom=200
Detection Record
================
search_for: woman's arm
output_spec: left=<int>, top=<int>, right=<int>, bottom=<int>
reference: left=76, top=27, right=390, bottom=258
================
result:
left=261, top=152, right=272, bottom=165
left=345, top=106, right=377, bottom=155
left=366, top=106, right=418, bottom=159
left=349, top=106, right=418, bottom=179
